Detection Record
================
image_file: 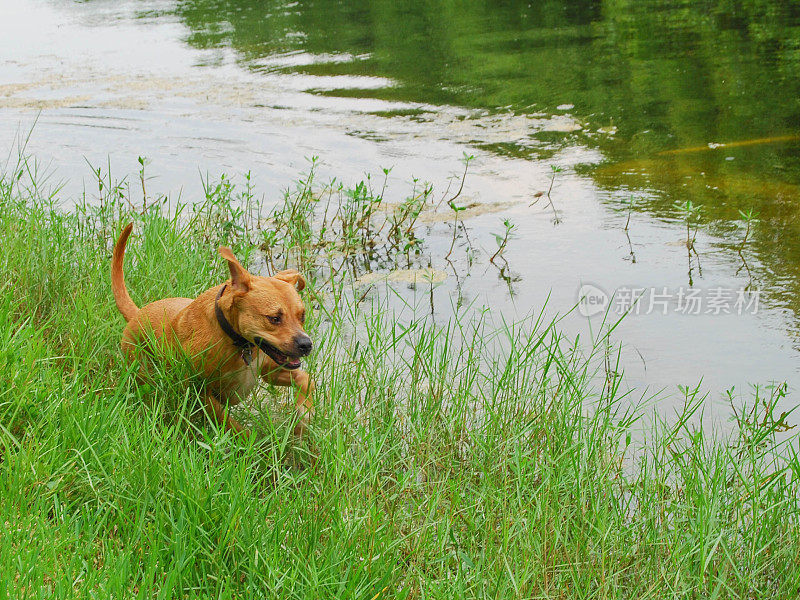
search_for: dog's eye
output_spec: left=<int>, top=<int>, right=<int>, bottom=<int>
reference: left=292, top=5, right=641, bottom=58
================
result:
left=267, top=314, right=282, bottom=325
left=299, top=311, right=306, bottom=323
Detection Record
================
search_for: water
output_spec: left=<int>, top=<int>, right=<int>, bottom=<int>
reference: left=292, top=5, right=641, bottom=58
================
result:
left=2, top=0, right=800, bottom=418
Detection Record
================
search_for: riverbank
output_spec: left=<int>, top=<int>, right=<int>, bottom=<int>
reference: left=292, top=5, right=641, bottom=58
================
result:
left=1, top=159, right=799, bottom=598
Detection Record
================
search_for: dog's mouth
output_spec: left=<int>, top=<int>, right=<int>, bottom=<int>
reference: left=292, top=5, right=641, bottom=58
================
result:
left=254, top=337, right=302, bottom=370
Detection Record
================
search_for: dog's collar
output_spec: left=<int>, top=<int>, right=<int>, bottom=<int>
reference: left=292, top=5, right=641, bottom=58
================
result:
left=214, top=284, right=255, bottom=365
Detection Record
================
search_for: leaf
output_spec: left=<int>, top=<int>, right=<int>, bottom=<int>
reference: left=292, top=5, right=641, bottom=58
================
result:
left=458, top=550, right=474, bottom=569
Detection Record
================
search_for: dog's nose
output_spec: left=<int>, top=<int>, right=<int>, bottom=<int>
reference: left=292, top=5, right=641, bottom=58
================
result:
left=294, top=334, right=313, bottom=357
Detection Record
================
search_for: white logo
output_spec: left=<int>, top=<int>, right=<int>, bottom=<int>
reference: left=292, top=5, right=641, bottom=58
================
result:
left=577, top=284, right=609, bottom=317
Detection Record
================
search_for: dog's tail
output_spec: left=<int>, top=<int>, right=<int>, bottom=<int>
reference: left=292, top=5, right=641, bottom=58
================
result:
left=111, top=222, right=139, bottom=322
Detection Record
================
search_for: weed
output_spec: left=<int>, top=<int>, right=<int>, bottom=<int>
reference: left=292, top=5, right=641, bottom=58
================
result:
left=676, top=199, right=703, bottom=285
left=531, top=164, right=562, bottom=224
left=624, top=195, right=637, bottom=263
left=489, top=218, right=516, bottom=264
left=736, top=208, right=758, bottom=288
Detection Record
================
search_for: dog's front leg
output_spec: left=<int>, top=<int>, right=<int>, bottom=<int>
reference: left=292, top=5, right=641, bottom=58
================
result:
left=262, top=368, right=315, bottom=436
left=202, top=391, right=248, bottom=438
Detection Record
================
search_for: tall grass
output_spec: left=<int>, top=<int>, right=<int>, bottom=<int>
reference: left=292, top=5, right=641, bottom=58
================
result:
left=1, top=155, right=799, bottom=598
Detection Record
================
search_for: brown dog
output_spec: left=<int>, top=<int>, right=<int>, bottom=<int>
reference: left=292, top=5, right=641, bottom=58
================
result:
left=111, top=223, right=314, bottom=437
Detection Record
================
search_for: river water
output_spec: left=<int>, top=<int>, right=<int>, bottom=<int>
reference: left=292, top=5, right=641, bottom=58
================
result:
left=3, top=0, right=800, bottom=419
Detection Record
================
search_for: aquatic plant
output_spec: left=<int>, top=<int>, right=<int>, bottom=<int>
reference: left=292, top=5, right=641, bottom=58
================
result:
left=736, top=208, right=759, bottom=289
left=676, top=199, right=703, bottom=285
left=489, top=217, right=516, bottom=265
left=624, top=195, right=637, bottom=263
left=531, top=164, right=562, bottom=224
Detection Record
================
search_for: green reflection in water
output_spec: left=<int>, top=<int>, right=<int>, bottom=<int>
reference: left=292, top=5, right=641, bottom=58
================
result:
left=174, top=0, right=800, bottom=306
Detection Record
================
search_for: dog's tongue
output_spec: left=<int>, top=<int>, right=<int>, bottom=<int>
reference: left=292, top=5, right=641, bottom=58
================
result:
left=274, top=350, right=301, bottom=369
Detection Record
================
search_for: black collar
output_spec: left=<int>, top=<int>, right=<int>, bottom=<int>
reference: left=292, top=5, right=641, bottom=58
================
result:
left=214, top=284, right=255, bottom=365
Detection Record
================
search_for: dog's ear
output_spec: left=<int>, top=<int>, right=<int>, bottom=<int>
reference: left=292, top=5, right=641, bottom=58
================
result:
left=218, top=247, right=252, bottom=293
left=274, top=269, right=306, bottom=292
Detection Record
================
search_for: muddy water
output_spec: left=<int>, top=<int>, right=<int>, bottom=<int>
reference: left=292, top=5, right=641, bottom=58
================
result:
left=2, top=0, right=800, bottom=418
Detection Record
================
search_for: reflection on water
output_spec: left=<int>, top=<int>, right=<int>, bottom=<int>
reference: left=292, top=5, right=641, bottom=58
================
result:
left=3, top=0, right=800, bottom=409
left=174, top=0, right=800, bottom=146
left=172, top=0, right=800, bottom=315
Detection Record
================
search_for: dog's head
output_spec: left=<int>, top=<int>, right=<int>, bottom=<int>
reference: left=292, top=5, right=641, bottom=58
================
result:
left=218, top=247, right=312, bottom=370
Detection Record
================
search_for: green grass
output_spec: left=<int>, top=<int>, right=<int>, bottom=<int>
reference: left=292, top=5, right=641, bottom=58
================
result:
left=1, top=155, right=800, bottom=599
